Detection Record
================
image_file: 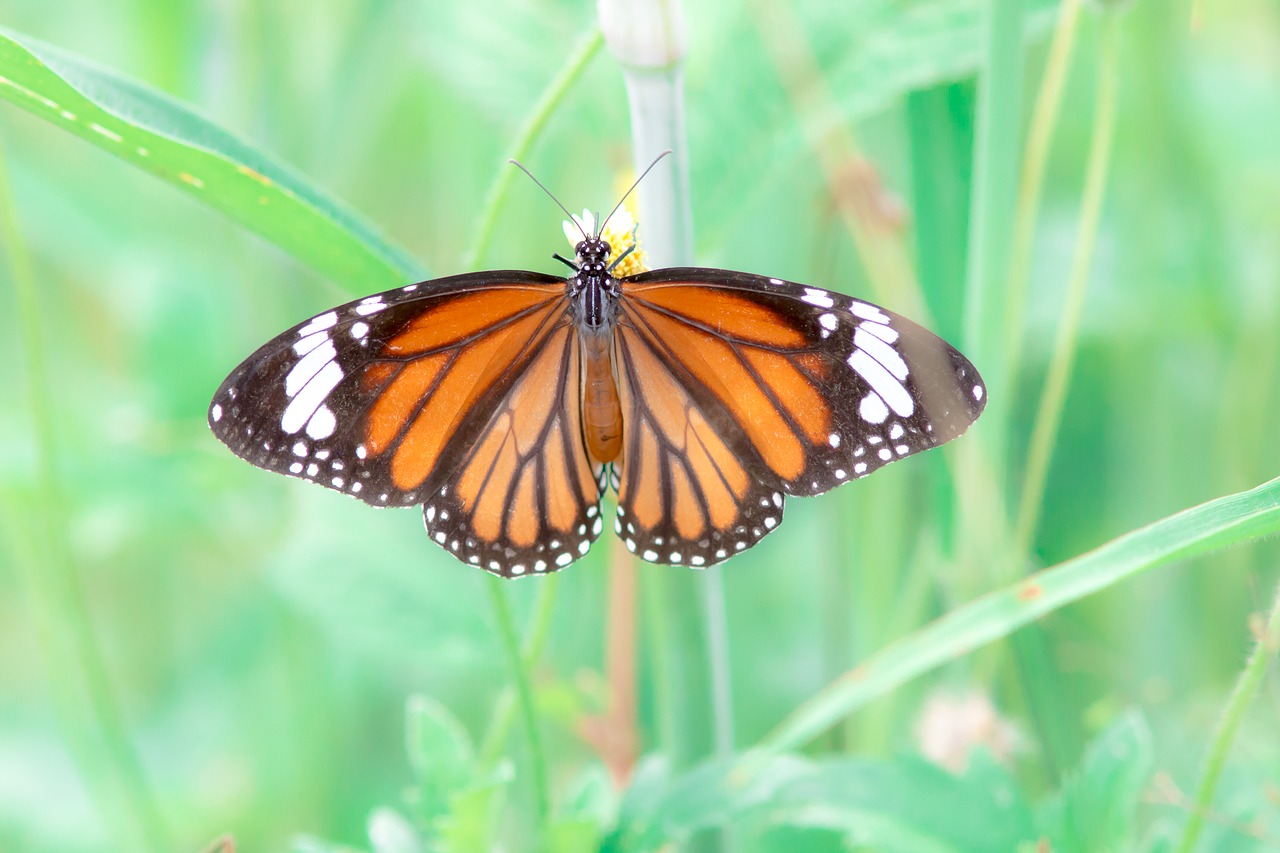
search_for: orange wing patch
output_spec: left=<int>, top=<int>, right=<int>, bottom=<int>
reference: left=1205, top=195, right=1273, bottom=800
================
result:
left=613, top=319, right=787, bottom=567
left=416, top=324, right=606, bottom=577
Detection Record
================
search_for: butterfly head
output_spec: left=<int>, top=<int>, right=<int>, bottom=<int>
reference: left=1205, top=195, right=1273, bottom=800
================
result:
left=574, top=235, right=612, bottom=273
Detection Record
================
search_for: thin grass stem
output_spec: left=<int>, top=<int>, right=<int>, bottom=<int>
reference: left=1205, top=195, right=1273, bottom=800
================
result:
left=1015, top=15, right=1121, bottom=551
left=1004, top=0, right=1084, bottom=381
left=484, top=578, right=552, bottom=838
left=0, top=140, right=170, bottom=852
left=1175, top=578, right=1280, bottom=852
left=464, top=28, right=604, bottom=269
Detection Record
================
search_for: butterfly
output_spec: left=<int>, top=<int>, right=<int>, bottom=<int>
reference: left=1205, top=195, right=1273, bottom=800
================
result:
left=209, top=169, right=986, bottom=578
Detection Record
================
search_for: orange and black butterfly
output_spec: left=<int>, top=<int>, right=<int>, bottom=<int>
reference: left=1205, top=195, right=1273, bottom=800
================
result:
left=209, top=175, right=985, bottom=578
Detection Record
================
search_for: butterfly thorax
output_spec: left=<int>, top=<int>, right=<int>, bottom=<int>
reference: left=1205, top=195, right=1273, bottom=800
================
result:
left=568, top=237, right=620, bottom=333
left=568, top=236, right=624, bottom=463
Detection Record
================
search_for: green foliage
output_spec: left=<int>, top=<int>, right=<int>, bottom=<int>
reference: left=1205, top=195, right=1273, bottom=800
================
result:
left=3, top=1, right=1280, bottom=852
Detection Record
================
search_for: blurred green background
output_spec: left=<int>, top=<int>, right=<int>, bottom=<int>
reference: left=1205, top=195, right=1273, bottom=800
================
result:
left=2, top=0, right=1279, bottom=851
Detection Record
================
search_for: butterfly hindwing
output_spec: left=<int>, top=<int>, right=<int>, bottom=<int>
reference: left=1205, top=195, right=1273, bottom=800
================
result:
left=414, top=321, right=607, bottom=576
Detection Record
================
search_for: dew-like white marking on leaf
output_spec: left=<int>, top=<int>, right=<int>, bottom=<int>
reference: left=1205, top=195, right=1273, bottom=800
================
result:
left=282, top=360, right=344, bottom=434
left=90, top=123, right=123, bottom=143
left=858, top=392, right=889, bottom=424
left=848, top=350, right=913, bottom=416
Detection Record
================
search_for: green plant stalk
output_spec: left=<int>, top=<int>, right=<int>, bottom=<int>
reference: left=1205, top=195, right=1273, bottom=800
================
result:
left=756, top=474, right=1280, bottom=753
left=477, top=574, right=562, bottom=769
left=484, top=578, right=552, bottom=837
left=604, top=0, right=735, bottom=782
left=1176, top=579, right=1280, bottom=853
left=962, top=0, right=1025, bottom=405
left=1003, top=0, right=1083, bottom=377
left=464, top=27, right=603, bottom=269
left=0, top=142, right=170, bottom=852
left=1015, top=16, right=1120, bottom=552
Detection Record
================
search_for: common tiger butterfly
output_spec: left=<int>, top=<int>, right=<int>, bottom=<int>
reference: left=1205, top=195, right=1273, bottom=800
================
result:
left=209, top=165, right=986, bottom=578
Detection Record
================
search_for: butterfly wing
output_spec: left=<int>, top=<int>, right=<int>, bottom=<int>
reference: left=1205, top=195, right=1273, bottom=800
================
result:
left=209, top=272, right=605, bottom=576
left=611, top=268, right=986, bottom=566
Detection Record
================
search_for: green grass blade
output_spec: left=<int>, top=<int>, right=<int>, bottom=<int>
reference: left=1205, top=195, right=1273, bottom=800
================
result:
left=0, top=27, right=420, bottom=289
left=757, top=476, right=1280, bottom=753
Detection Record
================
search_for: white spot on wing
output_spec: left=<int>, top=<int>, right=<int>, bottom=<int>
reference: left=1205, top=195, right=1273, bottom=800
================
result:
left=859, top=392, right=889, bottom=424
left=818, top=313, right=838, bottom=331
left=801, top=288, right=835, bottom=308
left=973, top=385, right=985, bottom=401
left=855, top=328, right=908, bottom=380
left=848, top=350, right=913, bottom=416
left=297, top=311, right=338, bottom=337
left=306, top=405, right=336, bottom=439
left=211, top=403, right=223, bottom=422
left=862, top=321, right=899, bottom=344
left=350, top=321, right=370, bottom=340
left=848, top=301, right=890, bottom=324
left=282, top=360, right=344, bottom=434
left=285, top=339, right=336, bottom=397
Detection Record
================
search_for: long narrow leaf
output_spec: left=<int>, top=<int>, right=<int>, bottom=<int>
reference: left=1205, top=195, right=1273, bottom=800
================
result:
left=759, top=476, right=1280, bottom=752
left=0, top=28, right=420, bottom=289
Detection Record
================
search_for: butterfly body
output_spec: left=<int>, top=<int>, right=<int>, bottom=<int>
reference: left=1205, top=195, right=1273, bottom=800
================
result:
left=210, top=229, right=986, bottom=577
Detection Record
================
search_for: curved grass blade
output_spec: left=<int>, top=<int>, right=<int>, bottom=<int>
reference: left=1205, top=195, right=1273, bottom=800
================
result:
left=0, top=27, right=421, bottom=289
left=758, top=476, right=1280, bottom=752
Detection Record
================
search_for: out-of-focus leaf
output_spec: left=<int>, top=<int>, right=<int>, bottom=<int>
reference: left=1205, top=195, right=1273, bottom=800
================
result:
left=404, top=696, right=477, bottom=825
left=1038, top=711, right=1154, bottom=853
left=760, top=751, right=1036, bottom=852
left=0, top=27, right=421, bottom=289
left=432, top=763, right=513, bottom=853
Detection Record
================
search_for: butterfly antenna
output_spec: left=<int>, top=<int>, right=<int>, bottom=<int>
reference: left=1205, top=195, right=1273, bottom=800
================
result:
left=509, top=159, right=589, bottom=241
left=598, top=149, right=672, bottom=235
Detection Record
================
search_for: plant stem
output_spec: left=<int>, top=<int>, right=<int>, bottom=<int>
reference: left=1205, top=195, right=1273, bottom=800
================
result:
left=1003, top=0, right=1083, bottom=379
left=477, top=575, right=561, bottom=769
left=1176, top=579, right=1280, bottom=853
left=963, top=0, right=1025, bottom=402
left=1015, top=15, right=1121, bottom=551
left=484, top=578, right=552, bottom=838
left=465, top=27, right=604, bottom=269
left=0, top=140, right=170, bottom=852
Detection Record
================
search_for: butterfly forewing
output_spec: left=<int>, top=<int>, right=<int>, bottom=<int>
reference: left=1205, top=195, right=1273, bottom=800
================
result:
left=210, top=271, right=610, bottom=576
left=608, top=268, right=986, bottom=565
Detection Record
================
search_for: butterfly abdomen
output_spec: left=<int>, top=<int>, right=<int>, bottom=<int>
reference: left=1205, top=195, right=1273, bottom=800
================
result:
left=580, top=330, right=623, bottom=463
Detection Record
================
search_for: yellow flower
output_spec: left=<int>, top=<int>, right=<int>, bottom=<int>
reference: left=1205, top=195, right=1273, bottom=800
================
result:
left=563, top=206, right=650, bottom=276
